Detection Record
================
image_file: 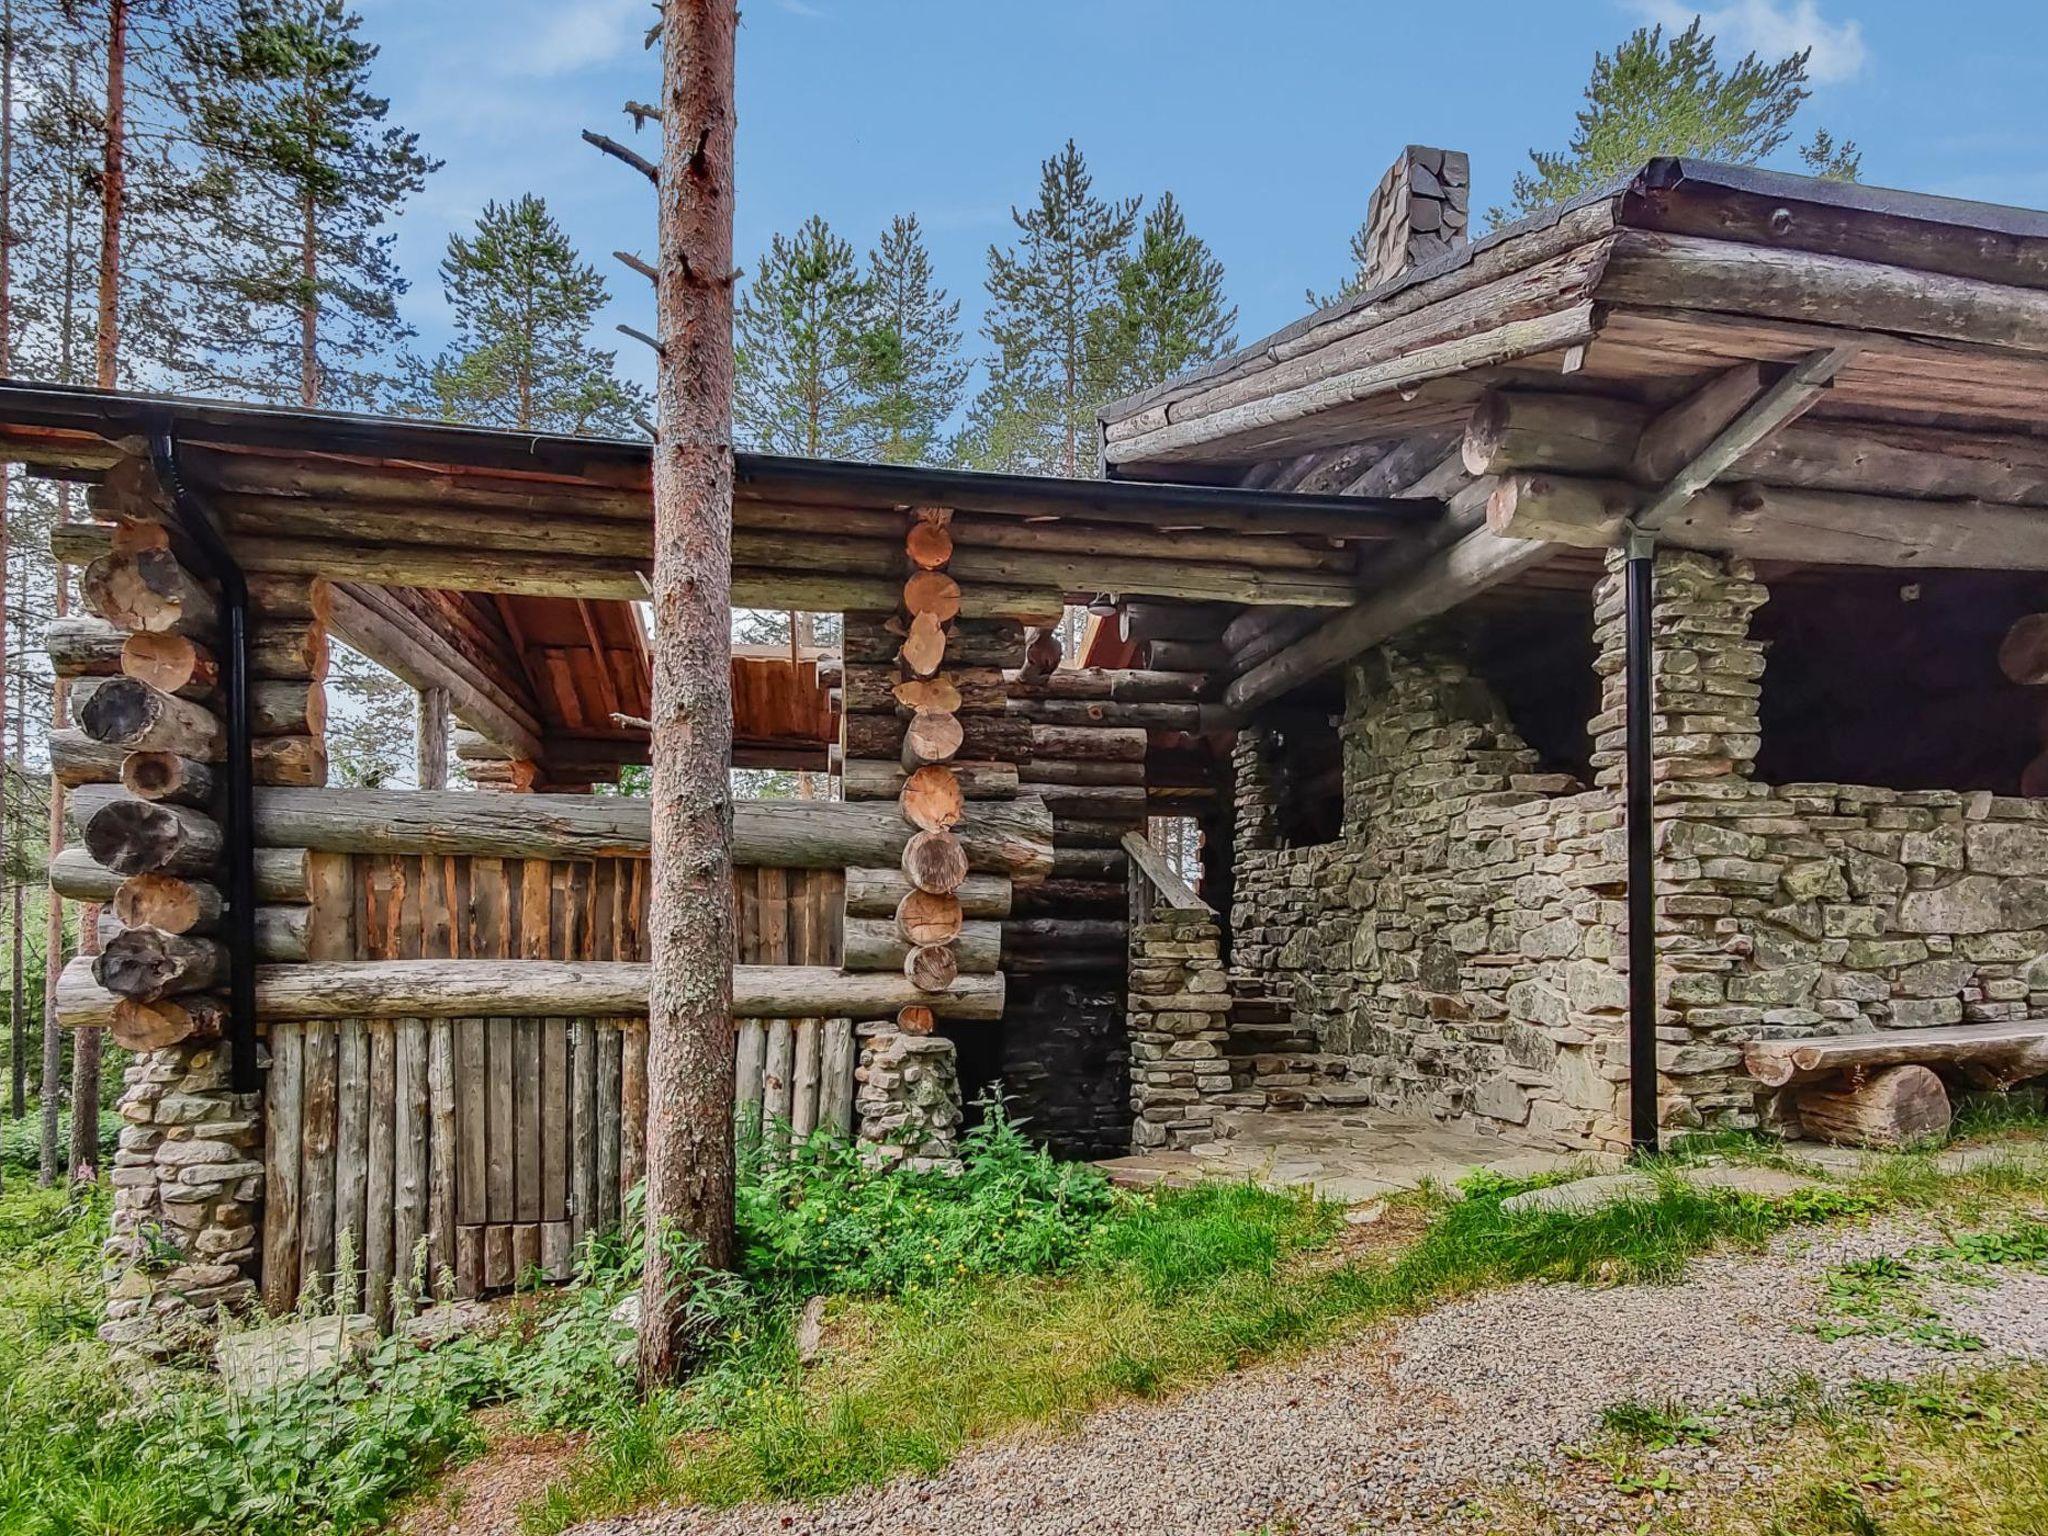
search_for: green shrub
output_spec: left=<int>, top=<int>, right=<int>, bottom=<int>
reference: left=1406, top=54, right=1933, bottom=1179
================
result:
left=735, top=1099, right=1118, bottom=1296
left=0, top=1110, right=117, bottom=1174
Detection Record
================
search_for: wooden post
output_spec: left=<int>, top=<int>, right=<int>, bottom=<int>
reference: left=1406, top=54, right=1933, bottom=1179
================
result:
left=639, top=0, right=740, bottom=1394
left=415, top=685, right=449, bottom=790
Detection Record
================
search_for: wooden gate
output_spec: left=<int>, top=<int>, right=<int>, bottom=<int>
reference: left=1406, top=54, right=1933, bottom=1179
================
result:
left=263, top=854, right=846, bottom=1314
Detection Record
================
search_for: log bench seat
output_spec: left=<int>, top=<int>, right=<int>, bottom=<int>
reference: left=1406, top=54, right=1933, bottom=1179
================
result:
left=1743, top=1021, right=2048, bottom=1149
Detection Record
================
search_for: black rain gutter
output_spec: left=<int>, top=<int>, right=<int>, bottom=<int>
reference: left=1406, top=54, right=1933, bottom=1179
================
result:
left=150, top=424, right=259, bottom=1094
left=1623, top=526, right=1659, bottom=1156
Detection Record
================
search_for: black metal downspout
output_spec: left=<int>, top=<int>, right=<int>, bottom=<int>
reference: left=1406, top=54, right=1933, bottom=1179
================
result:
left=1624, top=530, right=1660, bottom=1156
left=150, top=426, right=259, bottom=1094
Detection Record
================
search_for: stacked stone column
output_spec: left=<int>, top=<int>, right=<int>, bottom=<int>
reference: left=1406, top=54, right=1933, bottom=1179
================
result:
left=1127, top=909, right=1231, bottom=1149
left=1590, top=547, right=1772, bottom=1132
left=853, top=1021, right=964, bottom=1173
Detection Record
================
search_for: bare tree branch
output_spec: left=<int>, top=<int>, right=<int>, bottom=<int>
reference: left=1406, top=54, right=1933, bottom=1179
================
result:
left=624, top=99, right=663, bottom=130
left=617, top=322, right=665, bottom=356
left=581, top=129, right=659, bottom=183
left=613, top=249, right=658, bottom=284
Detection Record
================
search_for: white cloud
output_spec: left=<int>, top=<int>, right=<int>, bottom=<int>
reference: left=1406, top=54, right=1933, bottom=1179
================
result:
left=508, top=0, right=650, bottom=77
left=1635, top=0, right=1869, bottom=84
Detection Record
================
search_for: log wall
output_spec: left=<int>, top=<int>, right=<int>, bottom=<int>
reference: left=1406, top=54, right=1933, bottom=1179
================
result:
left=264, top=855, right=846, bottom=1311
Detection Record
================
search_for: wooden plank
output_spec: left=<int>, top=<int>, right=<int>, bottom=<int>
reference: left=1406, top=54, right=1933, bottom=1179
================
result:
left=1119, top=831, right=1211, bottom=914
left=483, top=1224, right=513, bottom=1291
left=620, top=1019, right=648, bottom=1194
left=486, top=1016, right=514, bottom=1224
left=333, top=1018, right=369, bottom=1311
left=597, top=1023, right=622, bottom=1232
left=456, top=1224, right=484, bottom=1300
left=261, top=1021, right=304, bottom=1313
left=542, top=1017, right=568, bottom=1223
left=541, top=1220, right=573, bottom=1282
left=514, top=1017, right=541, bottom=1224
left=820, top=1017, right=855, bottom=1136
left=570, top=1017, right=597, bottom=1248
left=791, top=1018, right=821, bottom=1141
left=427, top=1016, right=456, bottom=1294
left=763, top=1019, right=795, bottom=1136
left=512, top=1223, right=541, bottom=1285
left=393, top=1016, right=430, bottom=1309
left=364, top=1019, right=396, bottom=1321
left=734, top=1019, right=767, bottom=1139
left=455, top=1018, right=486, bottom=1227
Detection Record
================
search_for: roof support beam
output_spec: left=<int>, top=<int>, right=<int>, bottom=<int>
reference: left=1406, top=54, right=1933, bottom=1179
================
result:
left=1223, top=526, right=1554, bottom=713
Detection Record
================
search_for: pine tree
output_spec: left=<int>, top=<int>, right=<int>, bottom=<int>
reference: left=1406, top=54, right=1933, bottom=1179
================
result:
left=1496, top=18, right=1857, bottom=223
left=1103, top=192, right=1235, bottom=398
left=858, top=215, right=965, bottom=466
left=961, top=141, right=1138, bottom=476
left=426, top=194, right=647, bottom=435
left=733, top=214, right=872, bottom=458
left=182, top=0, right=435, bottom=407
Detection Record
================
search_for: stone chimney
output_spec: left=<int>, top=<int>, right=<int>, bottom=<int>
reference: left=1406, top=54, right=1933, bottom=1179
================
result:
left=1359, top=146, right=1470, bottom=289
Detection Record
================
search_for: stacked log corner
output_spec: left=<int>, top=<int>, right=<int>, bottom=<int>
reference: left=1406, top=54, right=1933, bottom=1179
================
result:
left=46, top=457, right=332, bottom=1358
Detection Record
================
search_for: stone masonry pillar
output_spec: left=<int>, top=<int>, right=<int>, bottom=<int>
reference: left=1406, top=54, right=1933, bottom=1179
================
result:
left=1127, top=910, right=1232, bottom=1150
left=1592, top=548, right=1771, bottom=1132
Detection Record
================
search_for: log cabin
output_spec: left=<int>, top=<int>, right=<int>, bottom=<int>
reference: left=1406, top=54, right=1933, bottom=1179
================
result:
left=10, top=146, right=2048, bottom=1352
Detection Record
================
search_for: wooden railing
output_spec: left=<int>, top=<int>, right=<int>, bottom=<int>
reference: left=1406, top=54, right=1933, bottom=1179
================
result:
left=1121, top=829, right=1213, bottom=926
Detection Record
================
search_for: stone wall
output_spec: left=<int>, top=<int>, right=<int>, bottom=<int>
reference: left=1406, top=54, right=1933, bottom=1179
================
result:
left=996, top=977, right=1132, bottom=1158
left=1229, top=649, right=1630, bottom=1149
left=1127, top=910, right=1232, bottom=1150
left=103, top=1039, right=263, bottom=1358
left=1222, top=547, right=2048, bottom=1151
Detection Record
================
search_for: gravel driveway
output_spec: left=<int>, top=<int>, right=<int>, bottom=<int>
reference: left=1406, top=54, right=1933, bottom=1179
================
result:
left=579, top=1218, right=2048, bottom=1536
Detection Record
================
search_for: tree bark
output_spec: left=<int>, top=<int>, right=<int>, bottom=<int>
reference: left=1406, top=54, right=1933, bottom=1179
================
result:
left=416, top=686, right=449, bottom=788
left=640, top=0, right=740, bottom=1393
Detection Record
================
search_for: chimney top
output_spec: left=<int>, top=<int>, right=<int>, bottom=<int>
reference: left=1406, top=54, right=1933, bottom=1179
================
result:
left=1360, top=145, right=1470, bottom=290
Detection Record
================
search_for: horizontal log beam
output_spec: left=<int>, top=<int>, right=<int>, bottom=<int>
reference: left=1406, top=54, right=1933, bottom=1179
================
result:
left=54, top=956, right=1006, bottom=1026
left=842, top=917, right=1001, bottom=974
left=1485, top=472, right=2048, bottom=570
left=49, top=843, right=310, bottom=904
left=225, top=785, right=1054, bottom=883
left=1225, top=527, right=1555, bottom=712
left=842, top=866, right=1013, bottom=920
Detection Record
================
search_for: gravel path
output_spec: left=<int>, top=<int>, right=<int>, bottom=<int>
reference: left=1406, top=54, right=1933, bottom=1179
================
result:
left=581, top=1218, right=2048, bottom=1536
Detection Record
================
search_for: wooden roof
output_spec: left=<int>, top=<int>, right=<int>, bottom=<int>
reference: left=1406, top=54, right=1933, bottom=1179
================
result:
left=1091, top=158, right=2048, bottom=705
left=0, top=383, right=1453, bottom=780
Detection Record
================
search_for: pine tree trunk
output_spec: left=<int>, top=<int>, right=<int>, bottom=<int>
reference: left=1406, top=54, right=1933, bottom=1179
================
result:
left=95, top=0, right=125, bottom=390
left=0, top=0, right=12, bottom=1144
left=639, top=0, right=739, bottom=1394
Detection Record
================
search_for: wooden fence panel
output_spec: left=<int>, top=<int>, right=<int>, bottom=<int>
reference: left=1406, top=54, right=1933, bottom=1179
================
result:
left=266, top=857, right=848, bottom=1312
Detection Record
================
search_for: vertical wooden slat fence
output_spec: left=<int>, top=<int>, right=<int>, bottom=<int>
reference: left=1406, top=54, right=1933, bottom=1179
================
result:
left=264, top=856, right=847, bottom=1312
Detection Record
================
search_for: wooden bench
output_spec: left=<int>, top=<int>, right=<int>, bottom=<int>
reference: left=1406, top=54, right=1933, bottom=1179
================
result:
left=1743, top=1022, right=2048, bottom=1148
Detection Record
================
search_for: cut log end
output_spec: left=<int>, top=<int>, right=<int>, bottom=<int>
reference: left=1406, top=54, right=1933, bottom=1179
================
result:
left=901, top=709, right=964, bottom=771
left=1999, top=613, right=2048, bottom=686
left=905, top=518, right=954, bottom=571
left=901, top=828, right=969, bottom=894
left=1793, top=1064, right=1952, bottom=1149
left=93, top=925, right=228, bottom=1001
left=896, top=1004, right=936, bottom=1036
left=902, top=569, right=962, bottom=624
left=111, top=995, right=226, bottom=1052
left=899, top=763, right=965, bottom=832
left=895, top=888, right=964, bottom=947
left=903, top=943, right=959, bottom=992
left=899, top=611, right=947, bottom=679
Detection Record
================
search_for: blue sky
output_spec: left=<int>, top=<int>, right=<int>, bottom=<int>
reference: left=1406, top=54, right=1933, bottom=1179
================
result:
left=357, top=0, right=2048, bottom=395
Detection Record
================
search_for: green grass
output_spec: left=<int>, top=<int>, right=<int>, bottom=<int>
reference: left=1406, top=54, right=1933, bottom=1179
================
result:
left=526, top=1165, right=1913, bottom=1526
left=6, top=1105, right=2047, bottom=1536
